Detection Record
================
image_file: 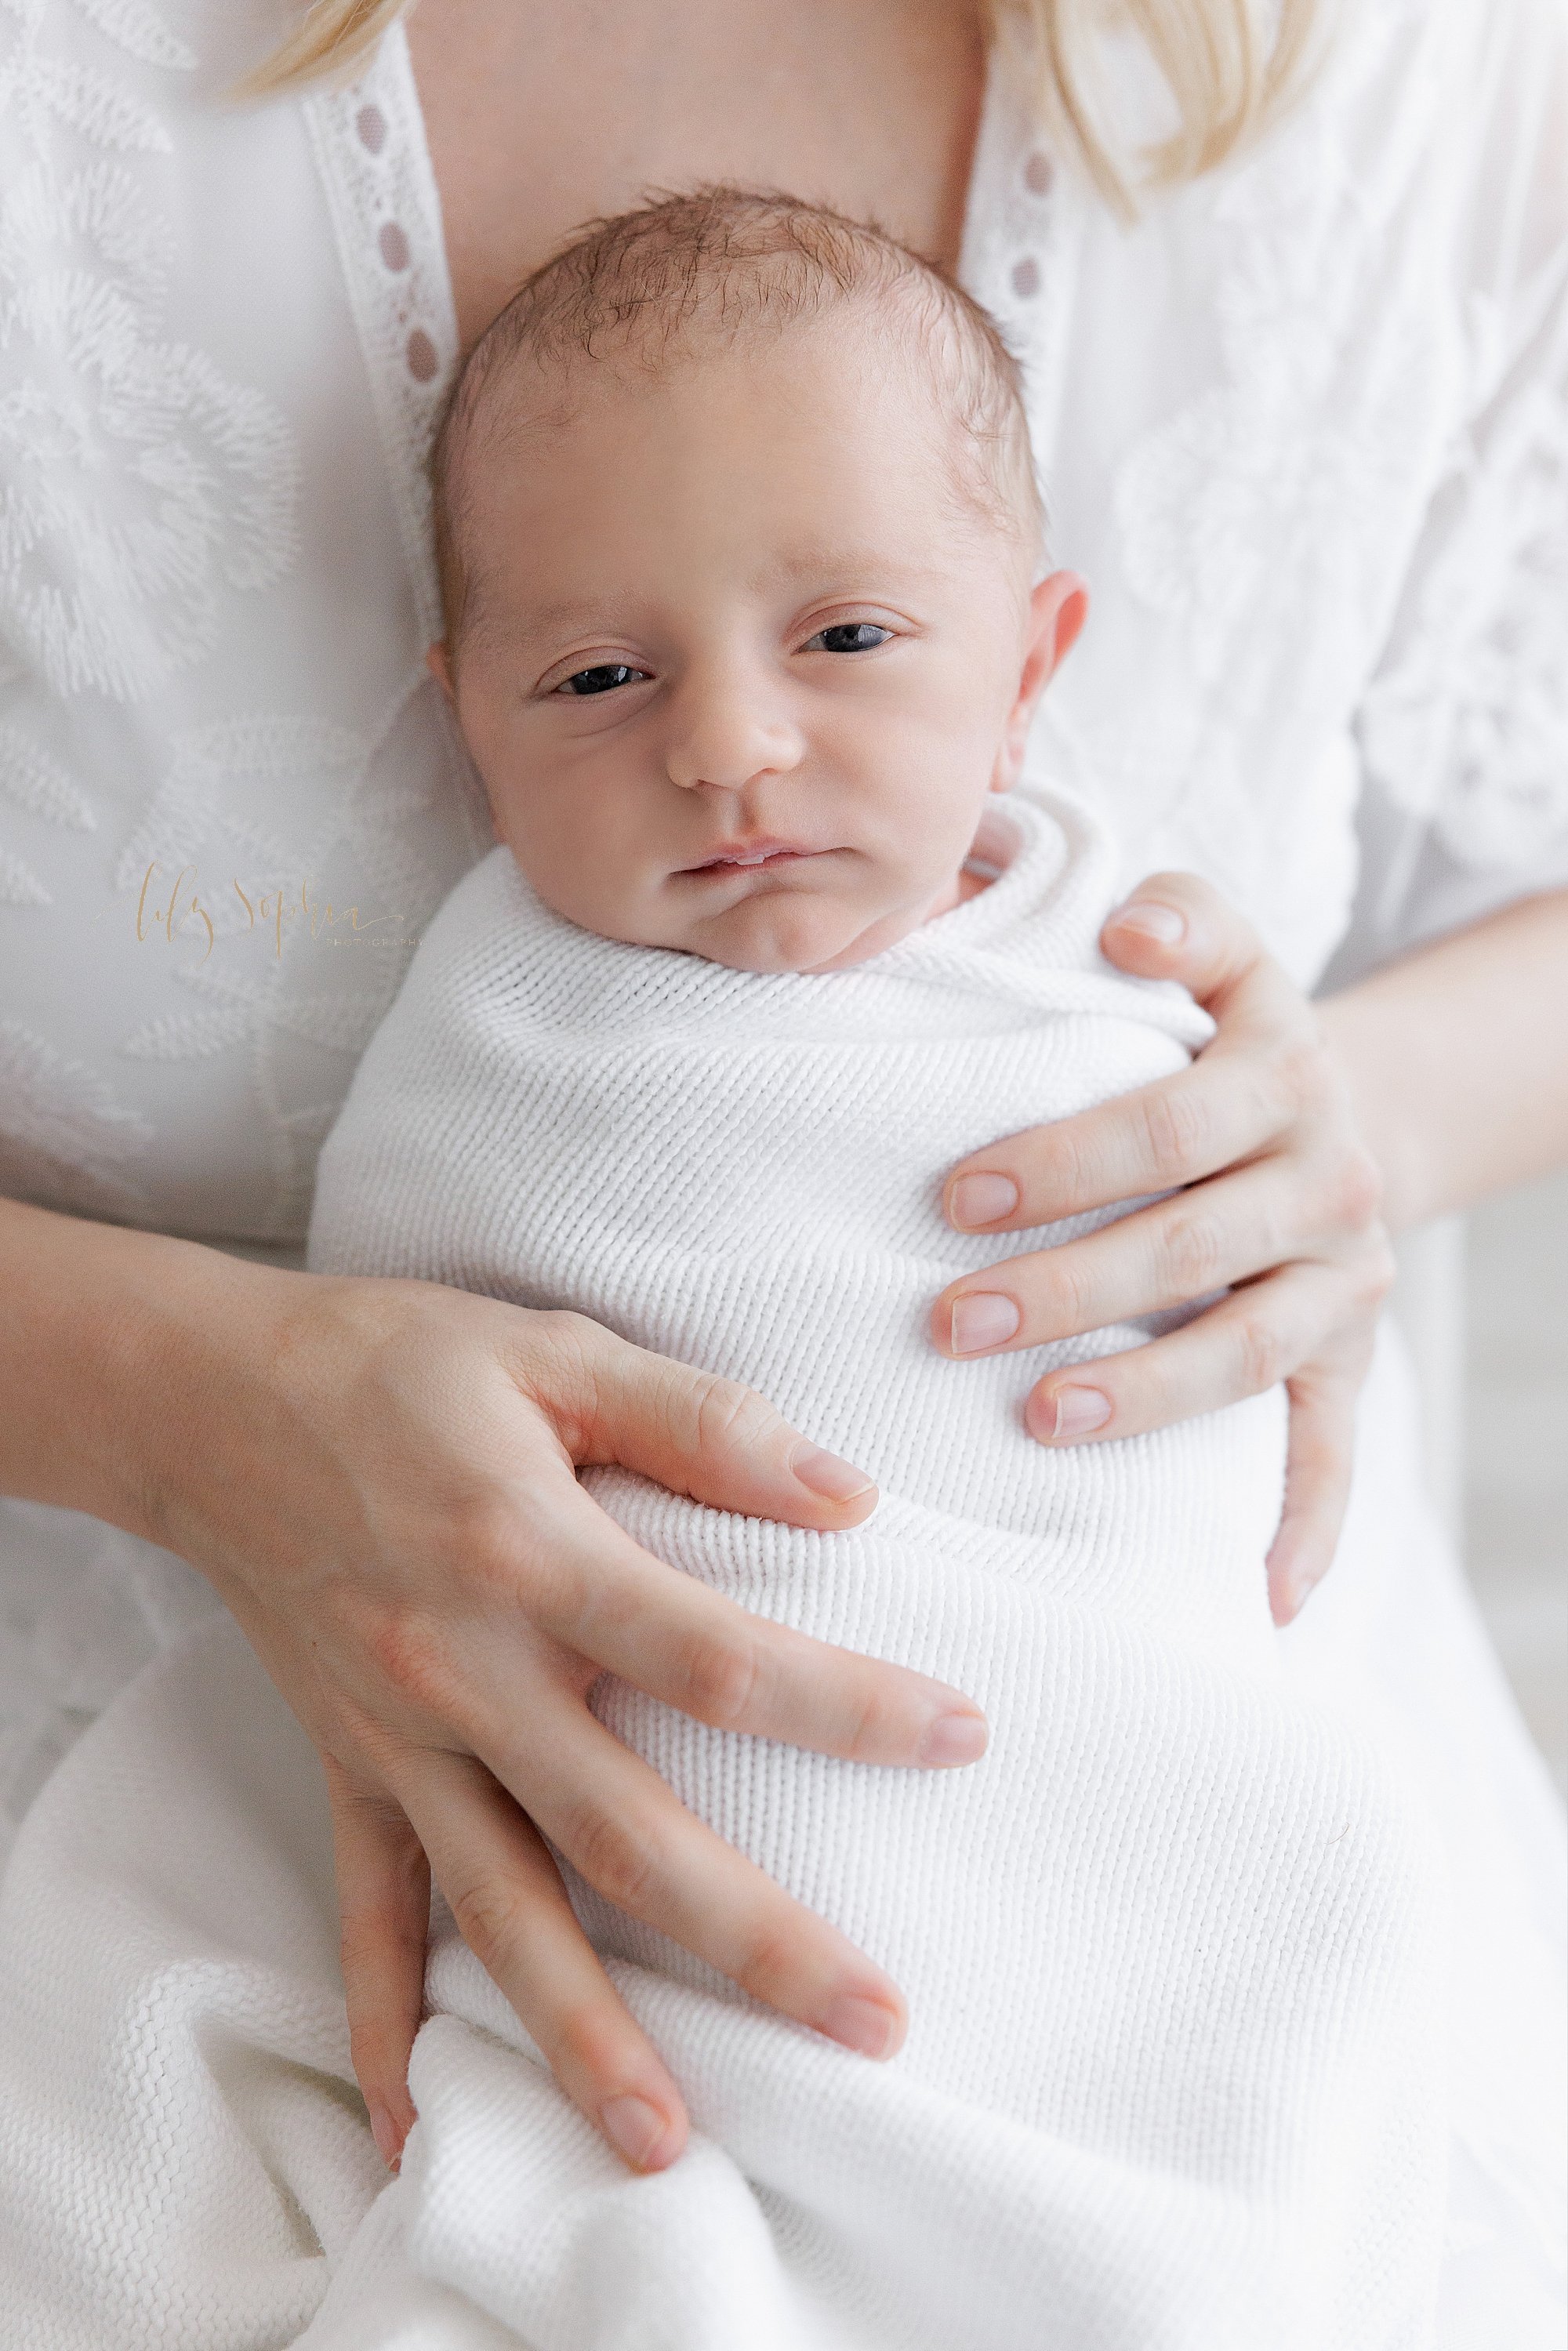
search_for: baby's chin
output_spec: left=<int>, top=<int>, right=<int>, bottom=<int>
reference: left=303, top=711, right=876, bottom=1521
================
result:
left=670, top=888, right=932, bottom=974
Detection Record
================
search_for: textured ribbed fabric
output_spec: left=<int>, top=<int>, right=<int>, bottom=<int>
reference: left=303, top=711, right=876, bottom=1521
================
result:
left=305, top=788, right=1450, bottom=2346
left=0, top=791, right=1450, bottom=2349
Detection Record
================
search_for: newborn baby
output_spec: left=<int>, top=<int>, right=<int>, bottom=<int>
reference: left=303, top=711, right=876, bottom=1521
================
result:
left=308, top=193, right=1446, bottom=2351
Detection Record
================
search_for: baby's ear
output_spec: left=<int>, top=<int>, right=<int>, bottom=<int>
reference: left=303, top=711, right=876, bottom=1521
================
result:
left=426, top=640, right=456, bottom=702
left=993, top=571, right=1088, bottom=790
left=1025, top=570, right=1088, bottom=689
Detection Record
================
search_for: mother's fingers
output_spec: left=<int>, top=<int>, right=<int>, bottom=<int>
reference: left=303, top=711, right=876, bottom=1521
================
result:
left=1098, top=869, right=1298, bottom=1023
left=1265, top=1358, right=1365, bottom=1627
left=944, top=1032, right=1340, bottom=1238
left=1020, top=1260, right=1353, bottom=1444
left=949, top=1044, right=1298, bottom=1237
left=325, top=1757, right=430, bottom=2170
left=492, top=1473, right=988, bottom=1768
left=944, top=876, right=1338, bottom=1237
left=515, top=1311, right=881, bottom=1526
left=390, top=1744, right=691, bottom=2173
left=937, top=1156, right=1316, bottom=1356
left=495, top=1689, right=908, bottom=2059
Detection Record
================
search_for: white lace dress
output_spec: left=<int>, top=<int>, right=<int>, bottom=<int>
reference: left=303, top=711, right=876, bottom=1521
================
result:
left=0, top=0, right=1563, bottom=2339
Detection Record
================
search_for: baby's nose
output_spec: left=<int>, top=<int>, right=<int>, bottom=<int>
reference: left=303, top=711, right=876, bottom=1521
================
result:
left=664, top=673, right=804, bottom=792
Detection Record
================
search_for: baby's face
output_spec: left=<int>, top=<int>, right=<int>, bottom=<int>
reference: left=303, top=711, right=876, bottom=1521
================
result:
left=434, top=319, right=1083, bottom=973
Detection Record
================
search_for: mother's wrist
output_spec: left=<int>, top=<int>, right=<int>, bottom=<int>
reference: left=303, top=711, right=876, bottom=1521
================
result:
left=119, top=1236, right=323, bottom=1567
left=0, top=1198, right=299, bottom=1546
left=1314, top=993, right=1428, bottom=1235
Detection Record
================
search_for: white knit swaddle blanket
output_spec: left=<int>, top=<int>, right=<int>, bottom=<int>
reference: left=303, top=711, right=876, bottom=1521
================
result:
left=0, top=791, right=1449, bottom=2351
left=303, top=788, right=1448, bottom=2347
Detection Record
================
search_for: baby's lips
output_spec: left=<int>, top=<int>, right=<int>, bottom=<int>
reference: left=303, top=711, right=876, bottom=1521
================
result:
left=683, top=835, right=812, bottom=872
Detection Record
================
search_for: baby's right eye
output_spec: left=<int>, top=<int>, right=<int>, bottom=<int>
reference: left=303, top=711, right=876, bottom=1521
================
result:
left=802, top=622, right=895, bottom=655
left=556, top=662, right=650, bottom=697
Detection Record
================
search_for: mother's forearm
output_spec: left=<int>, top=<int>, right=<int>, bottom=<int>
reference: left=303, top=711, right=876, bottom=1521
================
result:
left=1318, top=888, right=1568, bottom=1232
left=0, top=1193, right=285, bottom=1537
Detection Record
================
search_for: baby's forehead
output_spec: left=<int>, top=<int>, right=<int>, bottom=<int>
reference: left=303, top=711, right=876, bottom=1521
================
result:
left=461, top=306, right=1031, bottom=550
left=468, top=302, right=951, bottom=473
left=430, top=193, right=1043, bottom=644
left=461, top=325, right=1025, bottom=618
left=468, top=287, right=942, bottom=441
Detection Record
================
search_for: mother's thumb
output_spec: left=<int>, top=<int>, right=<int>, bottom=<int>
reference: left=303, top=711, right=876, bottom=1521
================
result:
left=538, top=1312, right=880, bottom=1531
left=1100, top=870, right=1266, bottom=1003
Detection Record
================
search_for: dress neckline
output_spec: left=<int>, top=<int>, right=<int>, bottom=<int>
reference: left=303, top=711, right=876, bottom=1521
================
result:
left=302, top=16, right=1078, bottom=657
left=300, top=28, right=463, bottom=650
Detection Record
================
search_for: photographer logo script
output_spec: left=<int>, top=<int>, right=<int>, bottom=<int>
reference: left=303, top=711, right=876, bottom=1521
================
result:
left=135, top=862, right=416, bottom=959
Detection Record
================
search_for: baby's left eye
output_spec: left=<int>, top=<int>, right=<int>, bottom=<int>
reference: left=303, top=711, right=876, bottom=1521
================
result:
left=555, top=662, right=650, bottom=696
left=803, top=622, right=894, bottom=655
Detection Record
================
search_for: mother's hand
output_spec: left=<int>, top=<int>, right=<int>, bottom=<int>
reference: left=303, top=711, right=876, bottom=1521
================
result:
left=142, top=1276, right=986, bottom=2177
left=932, top=873, right=1395, bottom=1627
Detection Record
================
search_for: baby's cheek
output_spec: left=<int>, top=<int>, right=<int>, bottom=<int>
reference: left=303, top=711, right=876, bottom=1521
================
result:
left=510, top=838, right=649, bottom=950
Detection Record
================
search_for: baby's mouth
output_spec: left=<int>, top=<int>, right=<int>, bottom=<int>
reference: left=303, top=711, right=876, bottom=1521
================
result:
left=682, top=837, right=815, bottom=874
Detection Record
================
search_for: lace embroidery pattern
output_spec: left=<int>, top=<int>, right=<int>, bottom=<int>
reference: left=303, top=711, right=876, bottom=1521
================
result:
left=0, top=720, right=95, bottom=836
left=0, top=718, right=88, bottom=904
left=0, top=1495, right=221, bottom=1858
left=1114, top=45, right=1437, bottom=706
left=112, top=708, right=381, bottom=1228
left=1358, top=371, right=1568, bottom=872
left=302, top=21, right=458, bottom=649
left=0, top=1, right=300, bottom=703
left=8, top=4, right=486, bottom=1246
left=1112, top=0, right=1568, bottom=891
left=0, top=1016, right=153, bottom=1217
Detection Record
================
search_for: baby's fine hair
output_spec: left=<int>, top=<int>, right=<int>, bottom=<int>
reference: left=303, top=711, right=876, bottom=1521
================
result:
left=430, top=187, right=1044, bottom=648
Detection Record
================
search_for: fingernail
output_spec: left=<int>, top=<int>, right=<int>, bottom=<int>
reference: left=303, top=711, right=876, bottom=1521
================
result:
left=1272, top=1561, right=1320, bottom=1627
left=369, top=2105, right=403, bottom=2171
left=819, top=1994, right=902, bottom=2059
left=949, top=1173, right=1019, bottom=1230
left=1032, top=1384, right=1112, bottom=1439
left=1112, top=899, right=1185, bottom=946
left=919, top=1711, right=989, bottom=1765
left=601, top=2093, right=674, bottom=2171
left=791, top=1442, right=876, bottom=1502
left=949, top=1293, right=1021, bottom=1355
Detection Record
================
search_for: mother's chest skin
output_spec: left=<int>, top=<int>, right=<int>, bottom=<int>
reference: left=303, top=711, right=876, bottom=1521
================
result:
left=404, top=0, right=986, bottom=350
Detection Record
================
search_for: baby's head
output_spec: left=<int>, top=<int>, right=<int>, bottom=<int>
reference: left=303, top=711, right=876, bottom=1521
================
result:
left=428, top=189, right=1086, bottom=974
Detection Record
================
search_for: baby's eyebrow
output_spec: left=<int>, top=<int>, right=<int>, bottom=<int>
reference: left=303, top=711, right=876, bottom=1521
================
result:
left=512, top=557, right=947, bottom=648
left=517, top=596, right=629, bottom=641
left=760, top=546, right=947, bottom=590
